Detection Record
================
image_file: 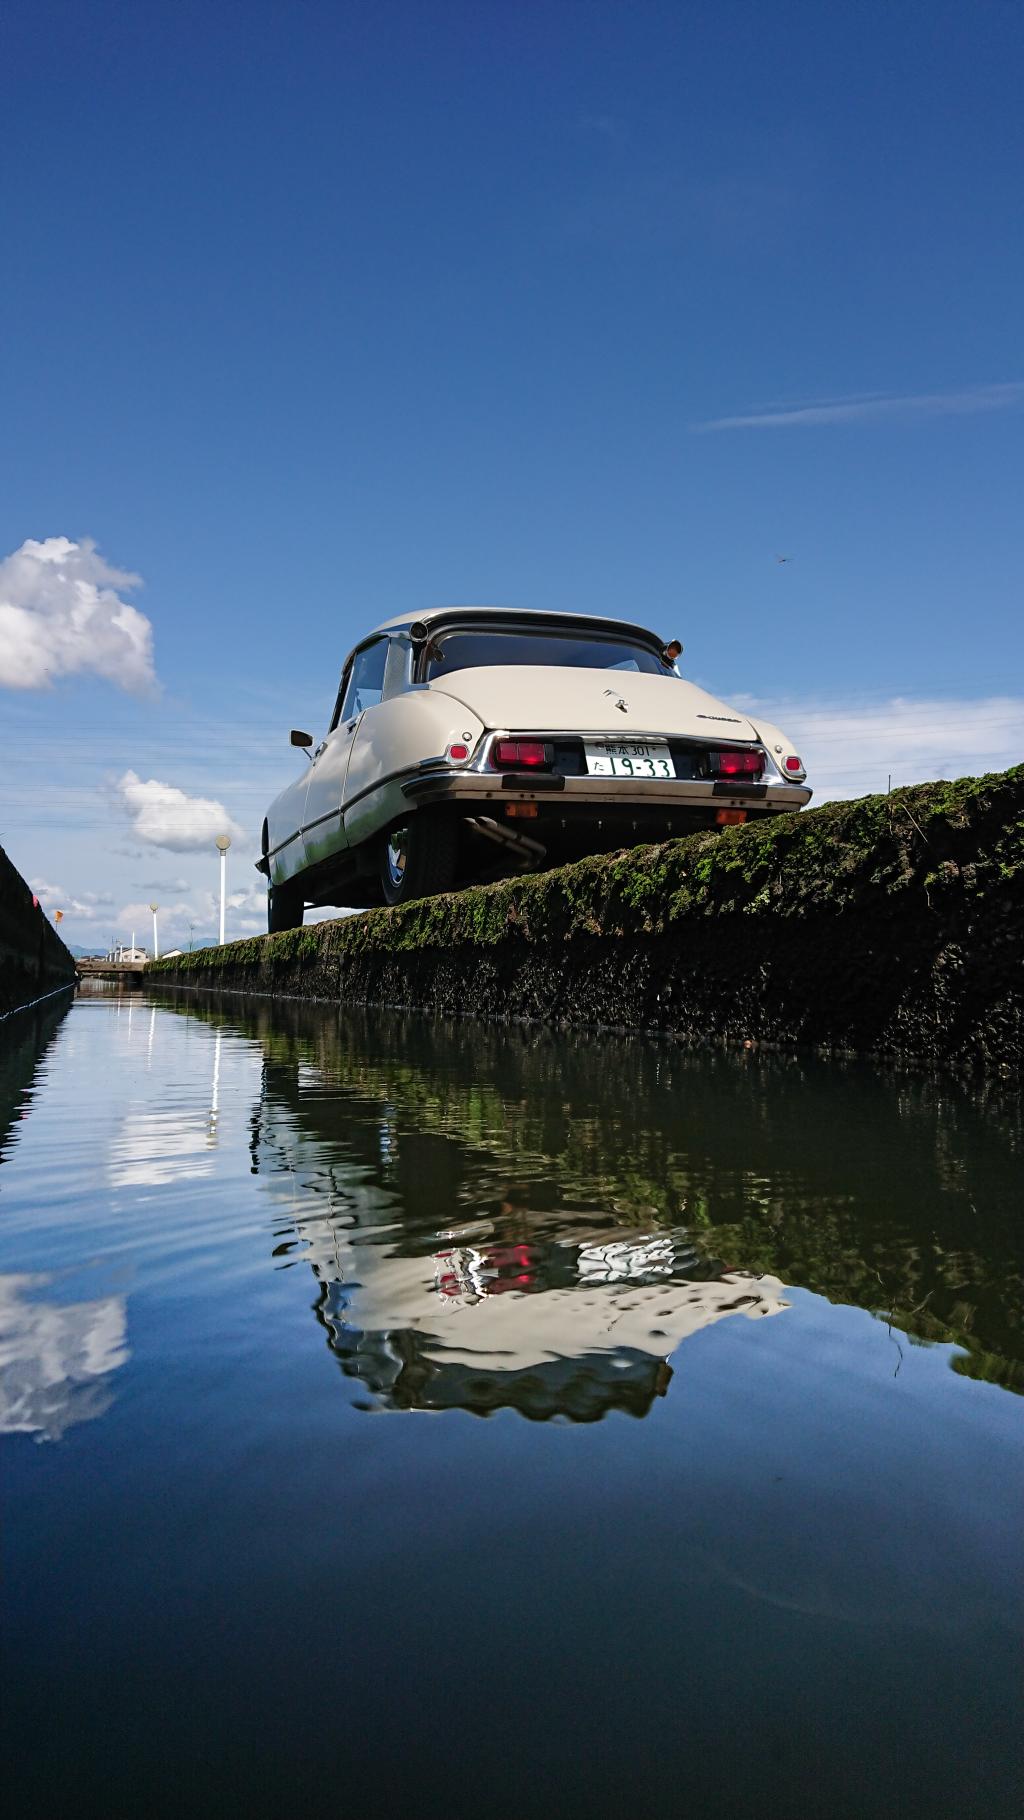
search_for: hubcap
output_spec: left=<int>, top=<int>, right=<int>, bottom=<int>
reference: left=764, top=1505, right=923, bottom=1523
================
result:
left=386, top=827, right=409, bottom=889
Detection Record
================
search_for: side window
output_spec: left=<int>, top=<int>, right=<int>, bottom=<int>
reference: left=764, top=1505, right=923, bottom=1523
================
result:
left=337, top=639, right=388, bottom=724
left=382, top=637, right=412, bottom=700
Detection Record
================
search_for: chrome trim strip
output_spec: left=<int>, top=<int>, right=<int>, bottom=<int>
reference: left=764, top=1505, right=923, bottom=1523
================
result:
left=403, top=774, right=812, bottom=808
left=341, top=761, right=445, bottom=817
left=265, top=827, right=303, bottom=861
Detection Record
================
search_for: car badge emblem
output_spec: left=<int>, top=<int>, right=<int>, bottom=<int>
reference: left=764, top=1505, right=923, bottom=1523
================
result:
left=604, top=690, right=629, bottom=713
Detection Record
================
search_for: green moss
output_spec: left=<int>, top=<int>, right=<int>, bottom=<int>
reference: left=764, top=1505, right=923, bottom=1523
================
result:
left=145, top=763, right=1023, bottom=979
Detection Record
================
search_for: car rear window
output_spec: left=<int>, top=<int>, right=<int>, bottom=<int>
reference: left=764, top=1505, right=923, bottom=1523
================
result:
left=422, top=628, right=667, bottom=678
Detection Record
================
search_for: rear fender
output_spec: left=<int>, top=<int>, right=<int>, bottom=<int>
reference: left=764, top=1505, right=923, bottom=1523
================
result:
left=747, top=714, right=807, bottom=782
left=343, top=692, right=486, bottom=848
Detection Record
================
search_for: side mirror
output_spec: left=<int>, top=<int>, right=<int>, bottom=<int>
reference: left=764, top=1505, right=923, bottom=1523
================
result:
left=290, top=729, right=313, bottom=748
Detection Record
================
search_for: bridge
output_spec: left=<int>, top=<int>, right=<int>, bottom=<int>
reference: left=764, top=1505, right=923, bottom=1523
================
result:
left=77, top=957, right=148, bottom=984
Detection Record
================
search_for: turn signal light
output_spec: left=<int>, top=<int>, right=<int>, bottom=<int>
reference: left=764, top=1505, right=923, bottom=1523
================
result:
left=492, top=739, right=552, bottom=769
left=710, top=749, right=764, bottom=778
left=447, top=743, right=470, bottom=761
left=785, top=755, right=804, bottom=773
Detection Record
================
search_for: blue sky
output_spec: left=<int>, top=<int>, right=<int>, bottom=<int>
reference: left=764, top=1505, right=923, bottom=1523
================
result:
left=2, top=0, right=1022, bottom=947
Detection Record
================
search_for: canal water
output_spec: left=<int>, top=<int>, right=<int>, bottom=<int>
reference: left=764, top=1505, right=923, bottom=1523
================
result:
left=1, top=990, right=1021, bottom=1816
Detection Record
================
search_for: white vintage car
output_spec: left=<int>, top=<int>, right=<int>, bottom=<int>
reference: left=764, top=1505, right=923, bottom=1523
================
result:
left=258, top=607, right=811, bottom=928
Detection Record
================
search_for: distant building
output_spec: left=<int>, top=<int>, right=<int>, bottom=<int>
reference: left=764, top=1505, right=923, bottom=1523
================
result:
left=106, top=943, right=147, bottom=963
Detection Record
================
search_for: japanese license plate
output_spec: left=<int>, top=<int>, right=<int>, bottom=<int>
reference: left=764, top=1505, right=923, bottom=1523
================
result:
left=584, top=740, right=674, bottom=779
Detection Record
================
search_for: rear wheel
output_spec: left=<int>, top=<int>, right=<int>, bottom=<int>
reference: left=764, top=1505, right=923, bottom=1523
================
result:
left=380, top=813, right=459, bottom=906
left=267, top=880, right=304, bottom=933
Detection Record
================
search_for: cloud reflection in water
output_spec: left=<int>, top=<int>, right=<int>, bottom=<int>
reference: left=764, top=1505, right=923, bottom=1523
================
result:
left=0, top=1273, right=129, bottom=1442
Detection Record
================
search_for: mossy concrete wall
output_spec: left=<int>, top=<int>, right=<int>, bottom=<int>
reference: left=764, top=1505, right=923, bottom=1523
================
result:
left=0, top=844, right=77, bottom=1020
left=148, top=766, right=1024, bottom=1073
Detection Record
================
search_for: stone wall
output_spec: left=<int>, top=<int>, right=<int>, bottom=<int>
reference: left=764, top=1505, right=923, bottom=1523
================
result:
left=0, top=844, right=77, bottom=1019
left=148, top=765, right=1024, bottom=1074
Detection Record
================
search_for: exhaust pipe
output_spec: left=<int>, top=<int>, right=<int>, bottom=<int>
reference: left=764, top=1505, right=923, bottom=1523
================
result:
left=465, top=816, right=547, bottom=869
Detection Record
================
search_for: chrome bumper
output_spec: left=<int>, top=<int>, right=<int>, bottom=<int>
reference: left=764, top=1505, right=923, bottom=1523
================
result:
left=403, top=770, right=812, bottom=813
left=403, top=727, right=810, bottom=812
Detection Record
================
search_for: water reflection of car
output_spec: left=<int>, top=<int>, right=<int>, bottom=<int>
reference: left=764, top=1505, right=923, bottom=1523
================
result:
left=258, top=606, right=811, bottom=927
left=249, top=1040, right=791, bottom=1421
left=179, top=994, right=1024, bottom=1398
left=315, top=1223, right=788, bottom=1422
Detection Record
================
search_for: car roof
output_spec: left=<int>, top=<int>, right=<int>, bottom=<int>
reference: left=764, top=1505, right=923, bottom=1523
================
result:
left=344, top=605, right=667, bottom=670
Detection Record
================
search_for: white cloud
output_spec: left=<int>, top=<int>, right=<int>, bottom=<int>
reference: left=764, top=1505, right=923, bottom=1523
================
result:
left=116, top=771, right=245, bottom=852
left=117, top=901, right=201, bottom=950
left=743, top=693, right=1024, bottom=801
left=29, top=877, right=113, bottom=919
left=226, top=883, right=269, bottom=916
left=117, top=880, right=267, bottom=951
left=0, top=536, right=157, bottom=692
left=693, top=381, right=1024, bottom=432
left=224, top=888, right=271, bottom=937
left=134, top=876, right=192, bottom=894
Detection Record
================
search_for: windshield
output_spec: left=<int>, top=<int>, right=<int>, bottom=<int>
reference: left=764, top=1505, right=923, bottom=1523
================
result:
left=422, top=627, right=669, bottom=680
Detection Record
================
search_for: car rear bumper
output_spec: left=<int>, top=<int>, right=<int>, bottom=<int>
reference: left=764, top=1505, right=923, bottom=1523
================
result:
left=402, top=770, right=811, bottom=814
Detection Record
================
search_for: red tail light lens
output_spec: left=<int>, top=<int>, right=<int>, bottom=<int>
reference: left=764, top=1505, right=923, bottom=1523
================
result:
left=492, top=739, right=552, bottom=769
left=785, top=755, right=804, bottom=773
left=710, top=749, right=764, bottom=778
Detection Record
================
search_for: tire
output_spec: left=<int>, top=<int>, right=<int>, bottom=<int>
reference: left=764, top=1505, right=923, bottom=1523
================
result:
left=380, top=813, right=459, bottom=906
left=267, top=880, right=304, bottom=933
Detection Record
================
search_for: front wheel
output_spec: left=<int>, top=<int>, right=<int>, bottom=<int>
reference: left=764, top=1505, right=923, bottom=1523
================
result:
left=267, top=880, right=304, bottom=933
left=380, top=813, right=459, bottom=906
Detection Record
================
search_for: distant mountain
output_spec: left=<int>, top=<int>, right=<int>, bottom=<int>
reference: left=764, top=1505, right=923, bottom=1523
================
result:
left=66, top=943, right=109, bottom=959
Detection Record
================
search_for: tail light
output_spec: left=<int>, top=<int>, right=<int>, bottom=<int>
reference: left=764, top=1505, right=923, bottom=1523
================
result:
left=785, top=755, right=805, bottom=775
left=709, top=748, right=764, bottom=779
left=491, top=739, right=553, bottom=769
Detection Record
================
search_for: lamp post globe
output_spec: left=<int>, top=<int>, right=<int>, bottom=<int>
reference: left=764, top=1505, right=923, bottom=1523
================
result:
left=216, top=835, right=231, bottom=944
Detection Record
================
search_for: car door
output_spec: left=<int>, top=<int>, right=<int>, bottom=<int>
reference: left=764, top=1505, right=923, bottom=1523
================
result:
left=340, top=636, right=431, bottom=847
left=301, top=638, right=388, bottom=867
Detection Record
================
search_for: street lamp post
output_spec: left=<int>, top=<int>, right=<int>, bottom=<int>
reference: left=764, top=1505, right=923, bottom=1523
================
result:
left=216, top=835, right=231, bottom=944
left=149, top=903, right=159, bottom=961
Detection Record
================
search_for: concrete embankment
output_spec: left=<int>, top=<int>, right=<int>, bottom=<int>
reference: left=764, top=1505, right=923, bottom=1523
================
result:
left=149, top=765, right=1024, bottom=1073
left=0, top=845, right=77, bottom=1020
